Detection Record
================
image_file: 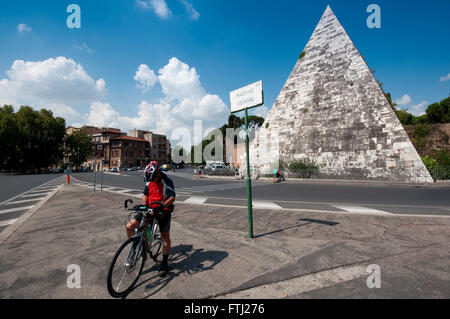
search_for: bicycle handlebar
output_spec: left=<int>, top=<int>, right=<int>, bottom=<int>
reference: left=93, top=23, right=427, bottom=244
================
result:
left=124, top=199, right=165, bottom=213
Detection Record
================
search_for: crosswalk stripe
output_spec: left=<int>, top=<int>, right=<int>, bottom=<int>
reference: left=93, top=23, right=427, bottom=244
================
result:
left=5, top=198, right=46, bottom=205
left=115, top=189, right=139, bottom=193
left=332, top=205, right=392, bottom=215
left=28, top=190, right=53, bottom=195
left=22, top=192, right=52, bottom=198
left=38, top=186, right=59, bottom=190
left=253, top=201, right=282, bottom=209
left=0, top=205, right=35, bottom=215
left=184, top=197, right=208, bottom=204
left=0, top=218, right=18, bottom=227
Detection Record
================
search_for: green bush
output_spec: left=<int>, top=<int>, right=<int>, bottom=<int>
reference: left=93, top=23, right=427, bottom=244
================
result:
left=413, top=124, right=431, bottom=139
left=411, top=114, right=429, bottom=124
left=435, top=150, right=450, bottom=166
left=288, top=158, right=319, bottom=178
left=421, top=155, right=438, bottom=171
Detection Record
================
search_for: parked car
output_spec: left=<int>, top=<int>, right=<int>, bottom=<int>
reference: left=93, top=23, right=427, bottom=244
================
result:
left=109, top=168, right=118, bottom=172
left=211, top=164, right=228, bottom=172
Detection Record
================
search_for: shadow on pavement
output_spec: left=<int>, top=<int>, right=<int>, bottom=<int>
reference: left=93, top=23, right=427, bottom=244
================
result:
left=126, top=244, right=228, bottom=299
left=254, top=218, right=339, bottom=238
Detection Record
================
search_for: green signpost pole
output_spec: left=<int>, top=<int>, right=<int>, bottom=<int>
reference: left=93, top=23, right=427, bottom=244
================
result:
left=245, top=108, right=254, bottom=238
left=230, top=80, right=262, bottom=239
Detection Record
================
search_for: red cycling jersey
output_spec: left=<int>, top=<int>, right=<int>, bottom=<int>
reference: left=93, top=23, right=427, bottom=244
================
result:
left=146, top=181, right=165, bottom=207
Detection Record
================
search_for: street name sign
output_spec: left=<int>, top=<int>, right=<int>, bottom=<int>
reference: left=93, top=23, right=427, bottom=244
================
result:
left=230, top=80, right=263, bottom=113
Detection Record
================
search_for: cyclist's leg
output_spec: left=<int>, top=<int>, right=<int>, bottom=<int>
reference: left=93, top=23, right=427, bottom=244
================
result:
left=126, top=213, right=142, bottom=238
left=157, top=212, right=172, bottom=254
left=156, top=211, right=172, bottom=276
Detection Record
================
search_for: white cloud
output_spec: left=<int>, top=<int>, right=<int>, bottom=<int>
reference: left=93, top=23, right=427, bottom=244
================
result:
left=179, top=0, right=200, bottom=20
left=72, top=41, right=95, bottom=54
left=134, top=64, right=157, bottom=92
left=250, top=105, right=269, bottom=118
left=394, top=94, right=412, bottom=106
left=136, top=0, right=172, bottom=18
left=158, top=57, right=205, bottom=101
left=408, top=101, right=428, bottom=116
left=439, top=73, right=450, bottom=82
left=87, top=102, right=120, bottom=128
left=0, top=56, right=106, bottom=123
left=394, top=94, right=428, bottom=116
left=17, top=23, right=32, bottom=33
left=88, top=57, right=229, bottom=148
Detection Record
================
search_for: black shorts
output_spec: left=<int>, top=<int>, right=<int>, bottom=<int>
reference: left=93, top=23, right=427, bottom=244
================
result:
left=132, top=208, right=173, bottom=233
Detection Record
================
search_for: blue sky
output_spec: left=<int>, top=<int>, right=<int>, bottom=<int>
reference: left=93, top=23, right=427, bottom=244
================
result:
left=0, top=0, right=449, bottom=142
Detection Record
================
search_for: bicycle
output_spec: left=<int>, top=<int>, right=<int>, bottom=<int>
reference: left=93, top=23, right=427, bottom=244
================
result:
left=106, top=199, right=166, bottom=298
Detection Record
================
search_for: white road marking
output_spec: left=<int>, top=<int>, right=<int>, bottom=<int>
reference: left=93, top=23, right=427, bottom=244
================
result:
left=5, top=198, right=46, bottom=205
left=253, top=201, right=282, bottom=209
left=184, top=197, right=208, bottom=205
left=0, top=218, right=18, bottom=227
left=218, top=263, right=369, bottom=299
left=0, top=175, right=63, bottom=206
left=21, top=192, right=52, bottom=198
left=115, top=189, right=139, bottom=193
left=332, top=205, right=392, bottom=215
left=38, top=186, right=58, bottom=190
left=0, top=205, right=36, bottom=215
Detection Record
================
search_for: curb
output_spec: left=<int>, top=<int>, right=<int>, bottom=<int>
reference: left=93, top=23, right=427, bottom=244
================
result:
left=0, top=185, right=62, bottom=246
left=200, top=175, right=448, bottom=188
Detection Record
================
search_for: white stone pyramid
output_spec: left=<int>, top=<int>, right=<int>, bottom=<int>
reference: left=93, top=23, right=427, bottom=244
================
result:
left=249, top=5, right=433, bottom=182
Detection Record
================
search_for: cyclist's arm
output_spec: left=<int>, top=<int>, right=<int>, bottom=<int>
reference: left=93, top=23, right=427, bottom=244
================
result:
left=163, top=196, right=175, bottom=207
left=142, top=195, right=148, bottom=206
left=143, top=183, right=149, bottom=206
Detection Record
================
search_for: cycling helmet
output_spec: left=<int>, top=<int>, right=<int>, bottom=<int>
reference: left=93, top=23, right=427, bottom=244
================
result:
left=144, top=161, right=160, bottom=182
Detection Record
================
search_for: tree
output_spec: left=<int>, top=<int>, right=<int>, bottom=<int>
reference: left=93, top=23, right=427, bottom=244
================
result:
left=0, top=105, right=66, bottom=172
left=395, top=109, right=414, bottom=125
left=0, top=105, right=20, bottom=170
left=228, top=114, right=242, bottom=129
left=426, top=102, right=445, bottom=123
left=64, top=130, right=93, bottom=168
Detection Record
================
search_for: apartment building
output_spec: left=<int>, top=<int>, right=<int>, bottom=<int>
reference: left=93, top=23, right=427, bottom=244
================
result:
left=66, top=126, right=170, bottom=170
left=129, top=129, right=171, bottom=164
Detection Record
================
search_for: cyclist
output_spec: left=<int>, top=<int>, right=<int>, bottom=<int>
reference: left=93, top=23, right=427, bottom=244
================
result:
left=125, top=161, right=176, bottom=277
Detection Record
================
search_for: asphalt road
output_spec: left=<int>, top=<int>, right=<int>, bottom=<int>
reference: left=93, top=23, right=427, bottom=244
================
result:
left=1, top=184, right=449, bottom=298
left=70, top=168, right=450, bottom=216
left=0, top=174, right=63, bottom=204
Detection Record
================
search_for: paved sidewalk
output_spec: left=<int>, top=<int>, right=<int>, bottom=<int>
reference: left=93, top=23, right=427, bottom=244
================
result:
left=0, top=184, right=449, bottom=298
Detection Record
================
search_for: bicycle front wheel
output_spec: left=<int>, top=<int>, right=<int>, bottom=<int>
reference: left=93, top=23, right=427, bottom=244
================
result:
left=149, top=223, right=162, bottom=262
left=107, top=237, right=146, bottom=298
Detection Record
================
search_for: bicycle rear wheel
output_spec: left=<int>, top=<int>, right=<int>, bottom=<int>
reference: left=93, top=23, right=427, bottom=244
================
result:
left=107, top=237, right=146, bottom=298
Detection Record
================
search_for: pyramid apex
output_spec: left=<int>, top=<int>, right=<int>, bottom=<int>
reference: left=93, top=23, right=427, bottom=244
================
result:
left=324, top=4, right=335, bottom=15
